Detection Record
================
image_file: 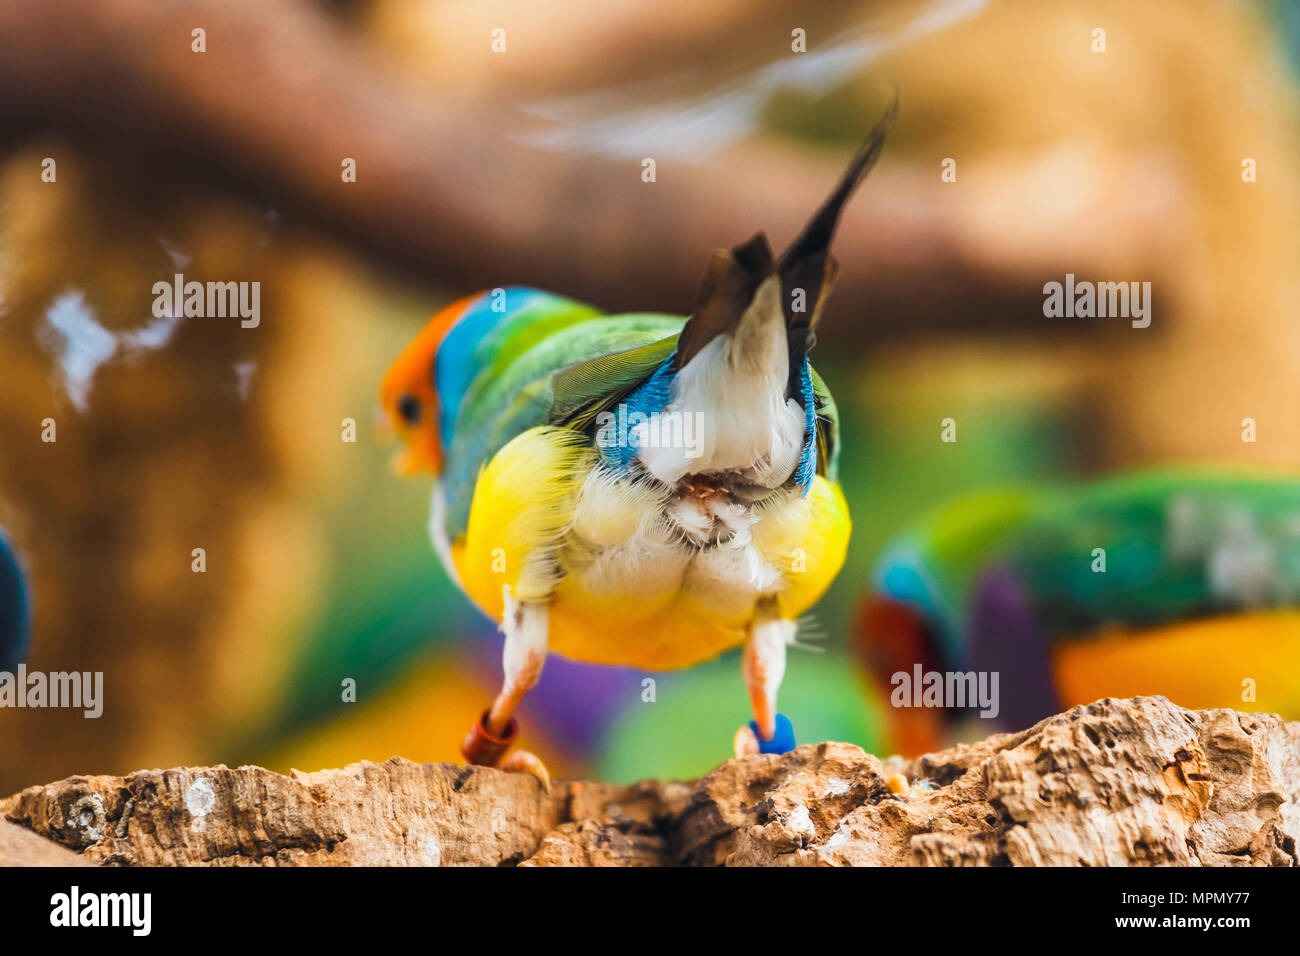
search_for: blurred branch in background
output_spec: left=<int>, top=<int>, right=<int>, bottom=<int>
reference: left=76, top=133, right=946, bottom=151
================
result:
left=0, top=0, right=1179, bottom=335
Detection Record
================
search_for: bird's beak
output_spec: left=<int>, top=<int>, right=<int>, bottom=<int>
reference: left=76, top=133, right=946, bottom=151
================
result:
left=391, top=447, right=418, bottom=475
left=377, top=403, right=441, bottom=475
left=390, top=429, right=442, bottom=476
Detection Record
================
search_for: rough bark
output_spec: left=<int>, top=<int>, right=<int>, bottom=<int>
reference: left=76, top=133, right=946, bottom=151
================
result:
left=0, top=818, right=90, bottom=867
left=3, top=697, right=1297, bottom=866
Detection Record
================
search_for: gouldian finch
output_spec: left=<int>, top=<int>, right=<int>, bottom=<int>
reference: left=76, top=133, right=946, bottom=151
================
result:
left=855, top=470, right=1300, bottom=754
left=381, top=100, right=897, bottom=785
left=0, top=528, right=30, bottom=673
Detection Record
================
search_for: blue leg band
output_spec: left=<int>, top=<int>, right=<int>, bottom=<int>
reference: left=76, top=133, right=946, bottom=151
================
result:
left=750, top=712, right=796, bottom=754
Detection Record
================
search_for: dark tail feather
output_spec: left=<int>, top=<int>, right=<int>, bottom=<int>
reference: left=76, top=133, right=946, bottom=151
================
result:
left=778, top=89, right=899, bottom=284
left=676, top=90, right=897, bottom=373
left=675, top=231, right=775, bottom=368
left=778, top=89, right=899, bottom=378
left=0, top=531, right=30, bottom=671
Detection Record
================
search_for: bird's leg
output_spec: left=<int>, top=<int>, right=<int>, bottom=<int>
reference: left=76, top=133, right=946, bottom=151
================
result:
left=461, top=588, right=551, bottom=790
left=733, top=607, right=797, bottom=757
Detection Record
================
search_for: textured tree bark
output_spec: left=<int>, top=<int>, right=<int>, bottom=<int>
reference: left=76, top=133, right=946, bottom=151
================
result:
left=3, top=696, right=1297, bottom=866
left=0, top=818, right=90, bottom=867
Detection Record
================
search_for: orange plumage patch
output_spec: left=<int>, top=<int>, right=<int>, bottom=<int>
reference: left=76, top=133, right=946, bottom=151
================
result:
left=1052, top=610, right=1300, bottom=716
left=380, top=294, right=480, bottom=475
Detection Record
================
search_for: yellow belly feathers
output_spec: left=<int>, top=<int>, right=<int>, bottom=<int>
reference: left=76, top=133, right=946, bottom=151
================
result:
left=449, top=427, right=850, bottom=670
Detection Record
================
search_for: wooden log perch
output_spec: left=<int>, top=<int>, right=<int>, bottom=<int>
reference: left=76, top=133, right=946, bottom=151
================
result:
left=0, top=818, right=90, bottom=867
left=2, top=696, right=1297, bottom=866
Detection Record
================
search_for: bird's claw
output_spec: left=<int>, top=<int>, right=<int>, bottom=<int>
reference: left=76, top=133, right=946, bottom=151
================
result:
left=500, top=749, right=552, bottom=793
left=461, top=710, right=551, bottom=792
left=733, top=725, right=761, bottom=758
left=733, top=713, right=796, bottom=758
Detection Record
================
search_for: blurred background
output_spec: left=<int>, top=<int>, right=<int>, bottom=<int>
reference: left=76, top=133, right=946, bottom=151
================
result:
left=1, top=0, right=1298, bottom=793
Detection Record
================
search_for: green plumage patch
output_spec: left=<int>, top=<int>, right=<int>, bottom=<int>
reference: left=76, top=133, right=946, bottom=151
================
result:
left=809, top=365, right=840, bottom=482
left=549, top=335, right=679, bottom=432
left=891, top=470, right=1300, bottom=647
left=440, top=314, right=685, bottom=536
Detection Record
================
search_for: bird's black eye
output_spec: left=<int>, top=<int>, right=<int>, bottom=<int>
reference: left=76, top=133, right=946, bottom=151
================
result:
left=397, top=394, right=421, bottom=425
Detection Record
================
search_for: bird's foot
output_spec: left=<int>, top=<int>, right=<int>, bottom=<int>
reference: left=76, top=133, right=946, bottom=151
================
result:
left=460, top=709, right=552, bottom=792
left=499, top=750, right=552, bottom=792
left=733, top=725, right=760, bottom=757
left=733, top=712, right=796, bottom=758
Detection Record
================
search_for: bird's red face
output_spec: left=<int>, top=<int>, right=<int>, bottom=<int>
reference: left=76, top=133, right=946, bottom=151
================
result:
left=380, top=296, right=477, bottom=476
left=854, top=596, right=946, bottom=755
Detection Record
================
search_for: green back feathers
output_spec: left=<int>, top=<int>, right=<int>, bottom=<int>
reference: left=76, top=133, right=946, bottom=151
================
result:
left=879, top=470, right=1300, bottom=649
left=433, top=289, right=602, bottom=449
left=549, top=334, right=679, bottom=433
left=440, top=310, right=685, bottom=534
left=1000, top=471, right=1300, bottom=636
left=809, top=365, right=842, bottom=483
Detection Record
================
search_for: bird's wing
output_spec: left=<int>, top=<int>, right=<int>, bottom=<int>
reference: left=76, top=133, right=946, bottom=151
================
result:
left=549, top=332, right=680, bottom=433
left=808, top=364, right=840, bottom=482
left=439, top=312, right=686, bottom=537
left=432, top=287, right=604, bottom=449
